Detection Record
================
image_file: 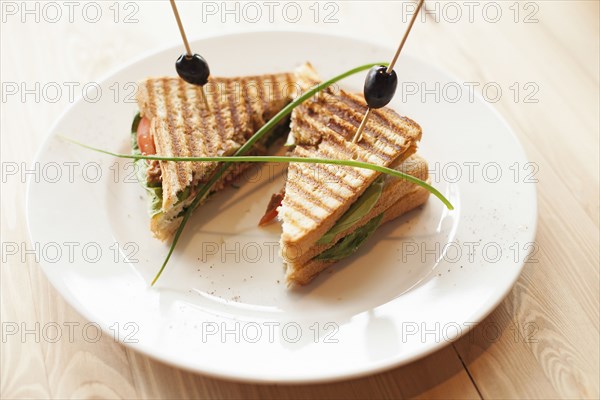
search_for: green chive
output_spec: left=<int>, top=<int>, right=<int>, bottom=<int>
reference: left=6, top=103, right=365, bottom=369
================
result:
left=58, top=141, right=454, bottom=211
left=60, top=62, right=454, bottom=286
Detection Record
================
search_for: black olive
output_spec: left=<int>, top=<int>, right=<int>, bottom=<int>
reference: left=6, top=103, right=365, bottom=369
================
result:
left=176, top=53, right=210, bottom=86
left=364, top=65, right=398, bottom=109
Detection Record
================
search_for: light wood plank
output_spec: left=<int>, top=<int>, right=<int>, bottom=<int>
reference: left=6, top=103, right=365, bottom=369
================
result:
left=0, top=252, right=52, bottom=399
left=453, top=146, right=600, bottom=398
left=26, top=268, right=140, bottom=400
left=1, top=1, right=599, bottom=398
left=124, top=343, right=480, bottom=399
left=448, top=2, right=600, bottom=398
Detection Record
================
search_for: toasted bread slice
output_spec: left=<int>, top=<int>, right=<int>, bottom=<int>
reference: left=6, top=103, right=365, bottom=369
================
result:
left=136, top=68, right=307, bottom=240
left=277, top=85, right=422, bottom=265
left=287, top=182, right=431, bottom=286
left=137, top=71, right=298, bottom=210
left=283, top=154, right=429, bottom=271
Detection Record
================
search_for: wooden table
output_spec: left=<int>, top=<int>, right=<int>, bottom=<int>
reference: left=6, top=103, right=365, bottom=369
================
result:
left=2, top=1, right=598, bottom=398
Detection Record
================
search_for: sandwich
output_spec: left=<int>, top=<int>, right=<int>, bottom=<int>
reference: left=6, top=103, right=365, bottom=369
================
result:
left=261, top=66, right=430, bottom=286
left=132, top=68, right=302, bottom=240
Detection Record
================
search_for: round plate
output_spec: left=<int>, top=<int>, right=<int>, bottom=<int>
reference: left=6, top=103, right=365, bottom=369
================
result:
left=27, top=31, right=537, bottom=383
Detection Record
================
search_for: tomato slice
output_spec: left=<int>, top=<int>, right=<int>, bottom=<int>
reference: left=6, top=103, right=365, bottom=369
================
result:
left=259, top=192, right=284, bottom=226
left=136, top=117, right=156, bottom=155
left=259, top=209, right=279, bottom=227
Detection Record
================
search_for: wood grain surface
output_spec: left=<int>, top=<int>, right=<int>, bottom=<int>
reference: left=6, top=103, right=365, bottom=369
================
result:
left=1, top=1, right=598, bottom=399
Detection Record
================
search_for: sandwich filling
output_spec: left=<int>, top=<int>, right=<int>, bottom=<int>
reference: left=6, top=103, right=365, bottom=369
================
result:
left=131, top=113, right=163, bottom=216
left=314, top=213, right=384, bottom=261
left=260, top=175, right=389, bottom=260
left=133, top=70, right=301, bottom=240
left=259, top=151, right=428, bottom=268
left=302, top=157, right=427, bottom=263
left=132, top=113, right=197, bottom=217
left=132, top=112, right=291, bottom=220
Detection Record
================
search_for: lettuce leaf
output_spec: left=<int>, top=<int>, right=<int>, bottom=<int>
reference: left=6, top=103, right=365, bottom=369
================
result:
left=314, top=213, right=384, bottom=261
left=317, top=175, right=385, bottom=244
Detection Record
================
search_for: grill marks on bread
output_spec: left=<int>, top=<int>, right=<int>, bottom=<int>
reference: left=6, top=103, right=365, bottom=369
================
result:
left=137, top=72, right=296, bottom=211
left=279, top=86, right=422, bottom=248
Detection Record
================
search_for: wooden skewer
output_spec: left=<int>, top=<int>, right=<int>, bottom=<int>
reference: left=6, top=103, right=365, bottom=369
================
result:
left=170, top=0, right=192, bottom=56
left=169, top=0, right=210, bottom=110
left=386, top=0, right=425, bottom=74
left=353, top=109, right=371, bottom=144
left=352, top=0, right=425, bottom=144
left=198, top=87, right=210, bottom=109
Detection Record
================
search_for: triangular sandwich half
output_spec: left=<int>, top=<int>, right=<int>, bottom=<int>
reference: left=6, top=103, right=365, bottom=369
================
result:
left=271, top=66, right=430, bottom=285
left=133, top=68, right=305, bottom=240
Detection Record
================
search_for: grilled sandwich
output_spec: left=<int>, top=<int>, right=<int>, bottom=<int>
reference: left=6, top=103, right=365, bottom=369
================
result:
left=133, top=68, right=303, bottom=240
left=263, top=66, right=430, bottom=286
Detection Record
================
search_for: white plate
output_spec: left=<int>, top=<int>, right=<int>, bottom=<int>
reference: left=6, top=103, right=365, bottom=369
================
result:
left=27, top=31, right=537, bottom=383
